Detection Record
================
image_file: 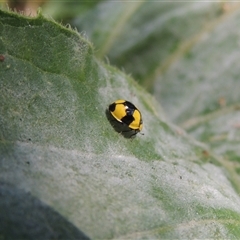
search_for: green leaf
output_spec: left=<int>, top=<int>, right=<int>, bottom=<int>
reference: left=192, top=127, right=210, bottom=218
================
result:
left=155, top=7, right=240, bottom=123
left=72, top=1, right=222, bottom=88
left=152, top=4, right=240, bottom=197
left=1, top=8, right=240, bottom=239
left=180, top=105, right=240, bottom=194
left=42, top=0, right=104, bottom=21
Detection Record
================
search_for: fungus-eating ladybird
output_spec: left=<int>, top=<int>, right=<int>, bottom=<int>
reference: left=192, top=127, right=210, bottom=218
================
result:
left=108, top=99, right=143, bottom=137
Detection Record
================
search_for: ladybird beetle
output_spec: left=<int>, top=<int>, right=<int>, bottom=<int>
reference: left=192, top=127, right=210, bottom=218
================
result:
left=107, top=99, right=143, bottom=138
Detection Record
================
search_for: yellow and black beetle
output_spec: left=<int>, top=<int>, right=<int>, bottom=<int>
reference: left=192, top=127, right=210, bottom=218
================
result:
left=107, top=99, right=143, bottom=138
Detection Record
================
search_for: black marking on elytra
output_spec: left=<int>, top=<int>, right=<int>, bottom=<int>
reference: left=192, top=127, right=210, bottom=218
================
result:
left=105, top=108, right=136, bottom=139
left=124, top=101, right=136, bottom=110
left=121, top=114, right=135, bottom=126
left=108, top=102, right=116, bottom=112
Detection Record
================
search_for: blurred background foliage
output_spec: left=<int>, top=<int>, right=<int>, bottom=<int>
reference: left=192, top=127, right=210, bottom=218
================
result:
left=1, top=0, right=237, bottom=89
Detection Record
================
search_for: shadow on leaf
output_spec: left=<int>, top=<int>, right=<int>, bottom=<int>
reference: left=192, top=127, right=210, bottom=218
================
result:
left=0, top=182, right=90, bottom=240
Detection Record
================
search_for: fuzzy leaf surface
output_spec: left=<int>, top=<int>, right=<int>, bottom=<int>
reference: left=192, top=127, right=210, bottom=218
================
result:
left=1, top=9, right=240, bottom=239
